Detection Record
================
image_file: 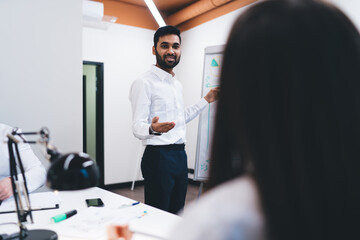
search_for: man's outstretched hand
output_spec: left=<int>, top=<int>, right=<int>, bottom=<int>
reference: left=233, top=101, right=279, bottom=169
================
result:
left=151, top=116, right=175, bottom=133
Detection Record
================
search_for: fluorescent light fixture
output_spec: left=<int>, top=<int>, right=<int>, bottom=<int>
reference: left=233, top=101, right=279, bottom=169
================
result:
left=144, top=0, right=166, bottom=27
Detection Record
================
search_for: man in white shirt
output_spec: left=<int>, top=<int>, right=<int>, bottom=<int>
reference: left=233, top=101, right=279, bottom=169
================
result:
left=130, top=26, right=218, bottom=214
left=0, top=123, right=46, bottom=200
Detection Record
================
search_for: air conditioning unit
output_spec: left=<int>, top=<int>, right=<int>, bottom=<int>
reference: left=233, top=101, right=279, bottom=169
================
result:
left=83, top=0, right=117, bottom=29
left=83, top=0, right=104, bottom=22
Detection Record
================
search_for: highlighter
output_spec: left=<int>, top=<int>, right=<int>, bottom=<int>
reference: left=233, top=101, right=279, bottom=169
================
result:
left=51, top=209, right=77, bottom=223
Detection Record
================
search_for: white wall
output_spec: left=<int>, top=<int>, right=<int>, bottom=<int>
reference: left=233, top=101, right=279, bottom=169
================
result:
left=83, top=0, right=360, bottom=185
left=82, top=4, right=256, bottom=185
left=1, top=0, right=358, bottom=185
left=82, top=7, right=254, bottom=184
left=0, top=0, right=82, bottom=154
left=83, top=24, right=155, bottom=184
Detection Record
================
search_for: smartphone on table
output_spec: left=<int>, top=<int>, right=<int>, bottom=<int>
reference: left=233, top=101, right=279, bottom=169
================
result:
left=85, top=198, right=104, bottom=207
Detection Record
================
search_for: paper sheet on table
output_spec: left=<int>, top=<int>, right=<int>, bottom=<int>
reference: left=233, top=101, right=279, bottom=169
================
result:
left=129, top=211, right=181, bottom=240
left=0, top=191, right=59, bottom=213
left=51, top=204, right=179, bottom=240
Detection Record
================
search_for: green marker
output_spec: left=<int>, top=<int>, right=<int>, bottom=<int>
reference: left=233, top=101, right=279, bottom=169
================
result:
left=51, top=209, right=77, bottom=223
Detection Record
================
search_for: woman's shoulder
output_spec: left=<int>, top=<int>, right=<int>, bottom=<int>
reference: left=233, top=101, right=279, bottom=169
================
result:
left=203, top=177, right=259, bottom=205
left=169, top=177, right=265, bottom=240
left=189, top=177, right=262, bottom=222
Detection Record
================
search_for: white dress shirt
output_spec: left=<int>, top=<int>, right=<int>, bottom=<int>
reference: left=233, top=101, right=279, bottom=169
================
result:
left=0, top=123, right=46, bottom=193
left=130, top=65, right=208, bottom=146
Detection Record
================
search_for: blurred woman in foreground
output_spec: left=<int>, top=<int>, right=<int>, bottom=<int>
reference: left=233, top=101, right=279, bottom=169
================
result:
left=109, top=0, right=360, bottom=239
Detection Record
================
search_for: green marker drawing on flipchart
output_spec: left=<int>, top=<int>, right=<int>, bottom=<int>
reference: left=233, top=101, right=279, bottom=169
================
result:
left=206, top=83, right=220, bottom=88
left=211, top=58, right=219, bottom=67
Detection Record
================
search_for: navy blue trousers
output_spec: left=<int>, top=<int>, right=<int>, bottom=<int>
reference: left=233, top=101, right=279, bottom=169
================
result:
left=141, top=144, right=188, bottom=214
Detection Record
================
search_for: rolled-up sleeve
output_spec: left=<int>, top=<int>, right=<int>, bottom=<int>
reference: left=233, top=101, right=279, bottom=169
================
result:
left=184, top=98, right=208, bottom=124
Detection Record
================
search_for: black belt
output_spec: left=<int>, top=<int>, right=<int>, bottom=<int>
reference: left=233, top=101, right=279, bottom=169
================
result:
left=146, top=143, right=185, bottom=151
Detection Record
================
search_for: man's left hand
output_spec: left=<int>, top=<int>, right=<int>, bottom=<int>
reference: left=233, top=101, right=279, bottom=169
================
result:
left=0, top=177, right=13, bottom=200
left=204, top=87, right=220, bottom=103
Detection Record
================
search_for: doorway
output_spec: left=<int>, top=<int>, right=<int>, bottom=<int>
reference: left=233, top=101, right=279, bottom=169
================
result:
left=83, top=61, right=104, bottom=186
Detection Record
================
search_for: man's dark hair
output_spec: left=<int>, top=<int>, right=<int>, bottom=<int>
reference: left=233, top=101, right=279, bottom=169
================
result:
left=153, top=25, right=181, bottom=48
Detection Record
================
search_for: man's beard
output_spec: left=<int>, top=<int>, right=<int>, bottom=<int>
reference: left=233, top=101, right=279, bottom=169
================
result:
left=155, top=50, right=180, bottom=70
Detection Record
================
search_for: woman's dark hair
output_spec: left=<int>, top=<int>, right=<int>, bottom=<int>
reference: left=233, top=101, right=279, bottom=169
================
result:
left=209, top=0, right=360, bottom=239
left=153, top=25, right=181, bottom=48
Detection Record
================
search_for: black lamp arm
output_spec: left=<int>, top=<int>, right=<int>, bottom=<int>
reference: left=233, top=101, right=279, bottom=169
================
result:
left=5, top=126, right=95, bottom=240
left=10, top=127, right=50, bottom=145
left=7, top=134, right=33, bottom=228
left=13, top=139, right=33, bottom=223
left=10, top=127, right=61, bottom=162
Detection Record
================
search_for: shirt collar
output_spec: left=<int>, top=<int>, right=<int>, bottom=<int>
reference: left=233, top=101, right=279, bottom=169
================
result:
left=151, top=65, right=174, bottom=82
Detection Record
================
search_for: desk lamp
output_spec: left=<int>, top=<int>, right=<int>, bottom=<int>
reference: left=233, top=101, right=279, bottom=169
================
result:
left=6, top=127, right=100, bottom=240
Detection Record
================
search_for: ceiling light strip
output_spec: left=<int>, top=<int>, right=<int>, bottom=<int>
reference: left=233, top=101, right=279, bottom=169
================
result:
left=144, top=0, right=166, bottom=27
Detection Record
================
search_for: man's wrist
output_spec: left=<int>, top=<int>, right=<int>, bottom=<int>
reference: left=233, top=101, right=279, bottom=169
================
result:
left=204, top=96, right=209, bottom=103
left=149, top=125, right=162, bottom=136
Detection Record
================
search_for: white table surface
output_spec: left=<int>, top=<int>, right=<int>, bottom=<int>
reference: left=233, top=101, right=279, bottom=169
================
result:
left=0, top=187, right=181, bottom=240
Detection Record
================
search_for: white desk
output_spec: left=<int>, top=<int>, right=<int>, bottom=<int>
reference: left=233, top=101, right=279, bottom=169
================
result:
left=0, top=187, right=181, bottom=240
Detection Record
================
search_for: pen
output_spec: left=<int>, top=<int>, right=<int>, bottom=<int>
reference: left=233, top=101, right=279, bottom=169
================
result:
left=51, top=209, right=77, bottom=223
left=119, top=201, right=140, bottom=208
left=130, top=201, right=140, bottom=206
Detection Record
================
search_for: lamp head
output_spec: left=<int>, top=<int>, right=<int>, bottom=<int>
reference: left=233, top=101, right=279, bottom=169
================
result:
left=46, top=152, right=100, bottom=190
